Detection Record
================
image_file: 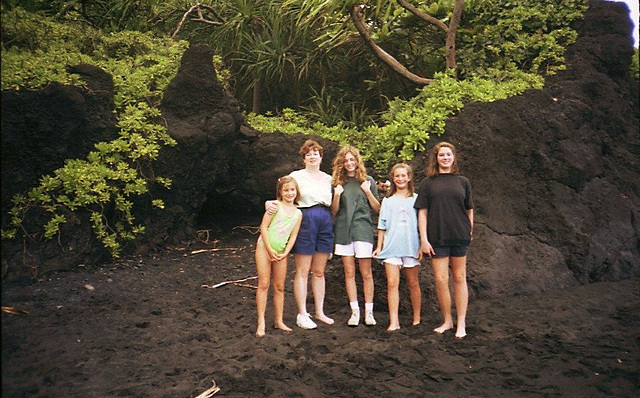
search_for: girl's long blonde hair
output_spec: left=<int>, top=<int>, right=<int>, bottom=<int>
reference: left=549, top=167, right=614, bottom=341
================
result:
left=387, top=163, right=415, bottom=197
left=332, top=145, right=367, bottom=186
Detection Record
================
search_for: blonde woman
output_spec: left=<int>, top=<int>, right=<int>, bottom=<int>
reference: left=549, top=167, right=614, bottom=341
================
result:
left=330, top=146, right=380, bottom=326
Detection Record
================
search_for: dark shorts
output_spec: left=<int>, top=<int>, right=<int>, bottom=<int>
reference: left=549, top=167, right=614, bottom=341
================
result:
left=433, top=244, right=469, bottom=258
left=293, top=206, right=334, bottom=254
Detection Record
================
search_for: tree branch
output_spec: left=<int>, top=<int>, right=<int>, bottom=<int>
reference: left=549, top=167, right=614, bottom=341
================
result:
left=396, top=0, right=448, bottom=33
left=349, top=5, right=432, bottom=86
left=396, top=0, right=465, bottom=73
left=445, top=0, right=465, bottom=71
left=171, top=1, right=224, bottom=40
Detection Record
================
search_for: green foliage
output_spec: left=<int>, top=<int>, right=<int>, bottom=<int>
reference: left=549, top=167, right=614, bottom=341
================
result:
left=249, top=70, right=544, bottom=172
left=631, top=47, right=639, bottom=80
left=458, top=0, right=589, bottom=78
left=1, top=7, right=188, bottom=257
left=248, top=0, right=587, bottom=172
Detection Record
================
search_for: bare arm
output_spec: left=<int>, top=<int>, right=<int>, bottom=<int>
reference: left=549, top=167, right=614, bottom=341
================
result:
left=372, top=229, right=385, bottom=257
left=265, top=200, right=278, bottom=215
left=279, top=211, right=302, bottom=258
left=468, top=208, right=474, bottom=240
left=331, top=185, right=344, bottom=215
left=418, top=208, right=435, bottom=257
left=259, top=208, right=278, bottom=259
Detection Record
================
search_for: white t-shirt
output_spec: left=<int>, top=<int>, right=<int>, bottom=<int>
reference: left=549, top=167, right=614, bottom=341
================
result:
left=290, top=169, right=332, bottom=208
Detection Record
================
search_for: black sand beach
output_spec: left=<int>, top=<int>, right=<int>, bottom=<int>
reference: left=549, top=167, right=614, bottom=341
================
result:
left=2, top=229, right=639, bottom=397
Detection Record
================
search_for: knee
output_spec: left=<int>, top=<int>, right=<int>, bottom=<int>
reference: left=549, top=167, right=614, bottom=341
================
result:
left=453, top=271, right=467, bottom=285
left=407, top=278, right=420, bottom=290
left=312, top=270, right=325, bottom=279
left=434, top=274, right=449, bottom=286
left=272, top=282, right=285, bottom=293
left=257, top=280, right=270, bottom=291
left=387, top=278, right=400, bottom=289
left=360, top=269, right=373, bottom=281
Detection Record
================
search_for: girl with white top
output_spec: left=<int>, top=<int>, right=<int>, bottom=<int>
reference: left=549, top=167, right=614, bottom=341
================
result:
left=267, top=139, right=335, bottom=330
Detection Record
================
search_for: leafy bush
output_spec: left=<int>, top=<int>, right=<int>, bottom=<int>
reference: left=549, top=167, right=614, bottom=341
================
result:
left=457, top=0, right=589, bottom=78
left=249, top=70, right=544, bottom=172
left=631, top=47, right=639, bottom=80
left=247, top=0, right=588, bottom=172
left=1, top=7, right=189, bottom=257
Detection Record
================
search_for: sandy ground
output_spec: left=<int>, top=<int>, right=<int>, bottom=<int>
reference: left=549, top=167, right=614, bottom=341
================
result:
left=2, top=228, right=639, bottom=397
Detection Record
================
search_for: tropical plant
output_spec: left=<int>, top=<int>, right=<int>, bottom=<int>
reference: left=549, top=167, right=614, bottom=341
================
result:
left=1, top=7, right=189, bottom=257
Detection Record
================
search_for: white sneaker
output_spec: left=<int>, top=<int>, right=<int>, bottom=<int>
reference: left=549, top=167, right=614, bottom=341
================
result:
left=347, top=310, right=360, bottom=327
left=364, top=310, right=376, bottom=326
left=296, top=313, right=317, bottom=330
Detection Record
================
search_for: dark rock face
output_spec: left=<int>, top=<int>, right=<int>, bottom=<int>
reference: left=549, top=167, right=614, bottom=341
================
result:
left=143, top=44, right=337, bottom=247
left=1, top=65, right=118, bottom=218
left=1, top=2, right=638, bottom=298
left=409, top=1, right=639, bottom=298
left=1, top=64, right=119, bottom=278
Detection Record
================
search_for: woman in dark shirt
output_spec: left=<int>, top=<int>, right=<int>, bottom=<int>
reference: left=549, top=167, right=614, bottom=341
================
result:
left=415, top=142, right=474, bottom=339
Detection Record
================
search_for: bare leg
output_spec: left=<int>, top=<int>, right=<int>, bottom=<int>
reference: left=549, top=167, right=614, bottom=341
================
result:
left=432, top=257, right=453, bottom=333
left=342, top=256, right=358, bottom=303
left=255, top=245, right=271, bottom=337
left=404, top=266, right=421, bottom=325
left=311, top=253, right=334, bottom=324
left=358, top=258, right=374, bottom=305
left=451, top=256, right=468, bottom=338
left=293, top=254, right=313, bottom=316
left=385, top=263, right=401, bottom=331
left=272, top=257, right=292, bottom=333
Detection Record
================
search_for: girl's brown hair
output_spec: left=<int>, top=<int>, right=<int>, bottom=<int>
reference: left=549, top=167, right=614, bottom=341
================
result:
left=276, top=176, right=300, bottom=204
left=427, top=141, right=459, bottom=177
left=331, top=145, right=367, bottom=185
left=388, top=163, right=415, bottom=197
left=299, top=139, right=324, bottom=159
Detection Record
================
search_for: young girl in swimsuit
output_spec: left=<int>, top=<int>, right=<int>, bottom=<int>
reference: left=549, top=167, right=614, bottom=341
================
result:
left=255, top=176, right=303, bottom=337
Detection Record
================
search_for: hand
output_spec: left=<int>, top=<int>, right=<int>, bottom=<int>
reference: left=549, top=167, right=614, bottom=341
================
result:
left=421, top=241, right=435, bottom=258
left=265, top=200, right=278, bottom=215
left=372, top=248, right=380, bottom=257
left=334, top=184, right=344, bottom=196
left=360, top=180, right=371, bottom=192
left=267, top=247, right=279, bottom=261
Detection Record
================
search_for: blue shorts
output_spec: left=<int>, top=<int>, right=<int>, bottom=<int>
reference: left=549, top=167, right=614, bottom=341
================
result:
left=293, top=206, right=334, bottom=254
left=433, top=244, right=469, bottom=258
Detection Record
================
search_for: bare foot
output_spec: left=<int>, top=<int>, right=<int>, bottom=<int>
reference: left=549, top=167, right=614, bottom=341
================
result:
left=274, top=323, right=293, bottom=333
left=455, top=323, right=466, bottom=339
left=386, top=325, right=401, bottom=332
left=412, top=319, right=421, bottom=326
left=256, top=322, right=266, bottom=337
left=433, top=322, right=453, bottom=334
left=314, top=313, right=334, bottom=325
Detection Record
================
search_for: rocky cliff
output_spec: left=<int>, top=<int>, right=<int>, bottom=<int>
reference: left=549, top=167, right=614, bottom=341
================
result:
left=1, top=1, right=638, bottom=297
